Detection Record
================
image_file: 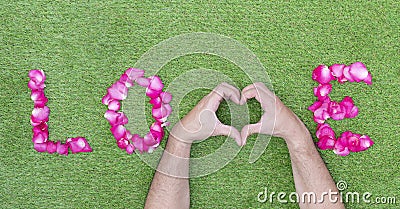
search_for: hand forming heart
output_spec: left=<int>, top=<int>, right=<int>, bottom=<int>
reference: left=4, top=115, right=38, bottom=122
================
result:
left=170, top=82, right=305, bottom=146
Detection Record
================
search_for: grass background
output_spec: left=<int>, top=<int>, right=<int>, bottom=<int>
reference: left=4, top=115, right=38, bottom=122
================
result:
left=0, top=0, right=399, bottom=208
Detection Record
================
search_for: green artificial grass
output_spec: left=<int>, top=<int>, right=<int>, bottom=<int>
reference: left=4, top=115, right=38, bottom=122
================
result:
left=0, top=1, right=399, bottom=208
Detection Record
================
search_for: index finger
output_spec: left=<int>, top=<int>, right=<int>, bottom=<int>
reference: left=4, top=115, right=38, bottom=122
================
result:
left=205, top=82, right=241, bottom=111
left=242, top=82, right=275, bottom=97
left=242, top=85, right=276, bottom=111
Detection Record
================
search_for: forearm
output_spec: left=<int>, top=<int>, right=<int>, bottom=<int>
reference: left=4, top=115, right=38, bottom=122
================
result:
left=144, top=136, right=192, bottom=209
left=283, top=124, right=345, bottom=209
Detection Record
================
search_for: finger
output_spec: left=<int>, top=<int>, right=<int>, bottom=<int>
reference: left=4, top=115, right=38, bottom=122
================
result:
left=242, top=83, right=266, bottom=102
left=242, top=82, right=267, bottom=93
left=242, top=87, right=262, bottom=102
left=242, top=83, right=257, bottom=93
left=242, top=86, right=276, bottom=108
left=213, top=122, right=242, bottom=146
left=239, top=93, right=247, bottom=105
left=199, top=109, right=219, bottom=134
left=242, top=82, right=275, bottom=100
left=240, top=123, right=262, bottom=146
left=206, top=83, right=241, bottom=111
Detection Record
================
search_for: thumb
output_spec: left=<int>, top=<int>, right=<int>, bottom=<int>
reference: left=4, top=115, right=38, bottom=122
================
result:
left=213, top=123, right=242, bottom=146
left=240, top=123, right=262, bottom=146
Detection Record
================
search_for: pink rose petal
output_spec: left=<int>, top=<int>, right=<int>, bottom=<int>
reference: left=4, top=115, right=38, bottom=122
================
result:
left=31, top=106, right=50, bottom=123
left=32, top=132, right=48, bottom=144
left=119, top=74, right=134, bottom=88
left=150, top=132, right=163, bottom=144
left=104, top=110, right=119, bottom=124
left=31, top=90, right=48, bottom=107
left=125, top=68, right=145, bottom=81
left=146, top=88, right=162, bottom=99
left=149, top=97, right=162, bottom=108
left=34, top=142, right=48, bottom=152
left=363, top=72, right=372, bottom=85
left=317, top=135, right=336, bottom=150
left=313, top=102, right=330, bottom=124
left=342, top=66, right=355, bottom=82
left=150, top=122, right=164, bottom=143
left=147, top=147, right=155, bottom=153
left=308, top=100, right=323, bottom=112
left=152, top=107, right=164, bottom=119
left=349, top=62, right=369, bottom=82
left=28, top=69, right=46, bottom=83
left=30, top=119, right=40, bottom=127
left=116, top=139, right=129, bottom=149
left=312, top=65, right=335, bottom=84
left=32, top=130, right=49, bottom=142
left=347, top=105, right=358, bottom=118
left=347, top=135, right=362, bottom=152
left=150, top=122, right=163, bottom=133
left=148, top=76, right=164, bottom=91
left=314, top=84, right=332, bottom=101
left=329, top=64, right=345, bottom=79
left=132, top=134, right=148, bottom=153
left=104, top=110, right=128, bottom=126
left=316, top=123, right=335, bottom=139
left=160, top=92, right=172, bottom=104
left=333, top=139, right=350, bottom=156
left=358, top=135, right=374, bottom=151
left=32, top=123, right=48, bottom=137
left=333, top=132, right=351, bottom=156
left=102, top=94, right=112, bottom=105
left=152, top=103, right=172, bottom=119
left=155, top=117, right=168, bottom=123
left=164, top=103, right=172, bottom=116
left=46, top=141, right=57, bottom=154
left=28, top=80, right=44, bottom=90
left=32, top=121, right=48, bottom=132
left=108, top=100, right=121, bottom=111
left=328, top=101, right=346, bottom=120
left=337, top=76, right=348, bottom=84
left=110, top=125, right=126, bottom=140
left=107, top=81, right=128, bottom=100
left=126, top=144, right=135, bottom=154
left=125, top=130, right=133, bottom=141
left=340, top=96, right=359, bottom=118
left=56, top=141, right=69, bottom=156
left=143, top=132, right=159, bottom=147
left=136, top=77, right=150, bottom=87
left=28, top=70, right=46, bottom=90
left=67, top=137, right=92, bottom=153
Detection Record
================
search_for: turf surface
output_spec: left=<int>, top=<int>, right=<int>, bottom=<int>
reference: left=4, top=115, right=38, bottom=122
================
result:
left=0, top=1, right=399, bottom=208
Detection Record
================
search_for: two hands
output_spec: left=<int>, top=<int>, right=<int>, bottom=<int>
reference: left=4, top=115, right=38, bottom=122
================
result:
left=170, top=82, right=307, bottom=147
left=146, top=82, right=344, bottom=209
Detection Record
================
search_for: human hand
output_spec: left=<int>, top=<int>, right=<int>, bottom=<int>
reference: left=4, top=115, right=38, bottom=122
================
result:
left=240, top=82, right=307, bottom=144
left=170, top=83, right=243, bottom=146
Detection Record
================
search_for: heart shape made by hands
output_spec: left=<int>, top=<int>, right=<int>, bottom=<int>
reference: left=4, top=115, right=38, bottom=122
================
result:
left=203, top=82, right=280, bottom=147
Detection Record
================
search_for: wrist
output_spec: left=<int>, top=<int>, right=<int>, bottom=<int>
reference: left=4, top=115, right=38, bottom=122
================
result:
left=282, top=124, right=314, bottom=149
left=165, top=135, right=192, bottom=158
left=155, top=135, right=192, bottom=178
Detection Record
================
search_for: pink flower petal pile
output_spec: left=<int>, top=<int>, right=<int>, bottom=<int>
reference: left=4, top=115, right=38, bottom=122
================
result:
left=28, top=70, right=92, bottom=155
left=308, top=63, right=374, bottom=156
left=102, top=68, right=172, bottom=154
